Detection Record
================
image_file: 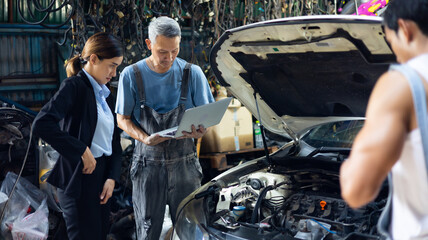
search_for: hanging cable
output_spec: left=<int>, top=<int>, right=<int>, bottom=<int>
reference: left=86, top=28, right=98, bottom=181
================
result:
left=16, top=0, right=75, bottom=29
left=17, top=0, right=51, bottom=25
left=355, top=0, right=359, bottom=15
left=0, top=124, right=34, bottom=224
left=32, top=0, right=56, bottom=12
left=56, top=26, right=72, bottom=46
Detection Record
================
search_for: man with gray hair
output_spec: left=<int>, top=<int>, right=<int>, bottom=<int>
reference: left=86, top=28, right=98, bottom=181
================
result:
left=115, top=16, right=214, bottom=239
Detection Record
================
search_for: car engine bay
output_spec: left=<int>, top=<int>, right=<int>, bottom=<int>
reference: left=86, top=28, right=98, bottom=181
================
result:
left=203, top=157, right=387, bottom=240
left=0, top=107, right=37, bottom=183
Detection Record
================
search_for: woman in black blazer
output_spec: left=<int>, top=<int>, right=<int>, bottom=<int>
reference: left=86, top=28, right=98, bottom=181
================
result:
left=33, top=32, right=123, bottom=240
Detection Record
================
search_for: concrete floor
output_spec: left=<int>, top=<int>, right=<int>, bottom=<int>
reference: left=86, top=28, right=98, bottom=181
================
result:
left=160, top=205, right=173, bottom=240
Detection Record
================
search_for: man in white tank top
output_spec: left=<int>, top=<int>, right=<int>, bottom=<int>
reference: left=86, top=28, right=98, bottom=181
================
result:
left=340, top=0, right=428, bottom=239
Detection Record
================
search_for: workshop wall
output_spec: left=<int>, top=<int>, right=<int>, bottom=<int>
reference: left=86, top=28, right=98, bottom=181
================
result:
left=0, top=0, right=357, bottom=110
left=0, top=31, right=61, bottom=109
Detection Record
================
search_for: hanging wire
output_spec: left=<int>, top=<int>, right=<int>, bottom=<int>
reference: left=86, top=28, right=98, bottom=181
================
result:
left=32, top=0, right=57, bottom=12
left=56, top=26, right=72, bottom=46
left=13, top=0, right=377, bottom=92
left=355, top=0, right=359, bottom=15
left=16, top=0, right=75, bottom=29
left=0, top=124, right=34, bottom=224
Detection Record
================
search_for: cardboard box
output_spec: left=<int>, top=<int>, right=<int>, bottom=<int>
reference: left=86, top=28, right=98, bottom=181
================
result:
left=200, top=98, right=254, bottom=153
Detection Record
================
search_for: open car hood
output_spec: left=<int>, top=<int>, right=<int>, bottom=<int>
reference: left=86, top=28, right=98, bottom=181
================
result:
left=210, top=15, right=395, bottom=141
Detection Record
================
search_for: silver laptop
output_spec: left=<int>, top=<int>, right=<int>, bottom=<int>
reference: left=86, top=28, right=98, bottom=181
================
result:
left=151, top=97, right=232, bottom=138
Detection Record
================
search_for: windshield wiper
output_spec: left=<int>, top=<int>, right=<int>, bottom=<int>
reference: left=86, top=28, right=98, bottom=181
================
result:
left=307, top=147, right=351, bottom=161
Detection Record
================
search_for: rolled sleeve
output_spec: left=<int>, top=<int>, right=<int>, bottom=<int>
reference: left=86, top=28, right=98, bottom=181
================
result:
left=115, top=66, right=137, bottom=117
left=190, top=65, right=215, bottom=106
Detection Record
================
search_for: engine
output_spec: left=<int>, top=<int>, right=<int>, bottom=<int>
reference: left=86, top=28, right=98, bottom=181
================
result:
left=206, top=168, right=385, bottom=240
left=0, top=107, right=37, bottom=183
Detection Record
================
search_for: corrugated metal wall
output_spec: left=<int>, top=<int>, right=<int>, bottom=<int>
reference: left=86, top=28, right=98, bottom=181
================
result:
left=0, top=34, right=58, bottom=75
left=0, top=0, right=70, bottom=109
left=0, top=0, right=69, bottom=24
left=0, top=30, right=66, bottom=109
left=0, top=0, right=8, bottom=23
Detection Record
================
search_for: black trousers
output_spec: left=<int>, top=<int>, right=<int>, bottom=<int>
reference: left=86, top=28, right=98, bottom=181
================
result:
left=57, top=156, right=110, bottom=240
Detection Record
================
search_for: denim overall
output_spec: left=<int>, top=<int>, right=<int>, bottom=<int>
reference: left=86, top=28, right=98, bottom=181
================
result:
left=129, top=63, right=203, bottom=240
left=377, top=64, right=428, bottom=239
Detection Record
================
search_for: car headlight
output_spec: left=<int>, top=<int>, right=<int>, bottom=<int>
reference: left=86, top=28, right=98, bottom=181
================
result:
left=173, top=183, right=215, bottom=240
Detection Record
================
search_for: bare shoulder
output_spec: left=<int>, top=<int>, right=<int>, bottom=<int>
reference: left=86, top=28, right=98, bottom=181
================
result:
left=368, top=70, right=414, bottom=129
left=373, top=70, right=411, bottom=97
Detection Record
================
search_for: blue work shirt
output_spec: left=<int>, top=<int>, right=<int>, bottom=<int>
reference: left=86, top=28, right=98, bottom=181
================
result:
left=115, top=57, right=214, bottom=125
left=82, top=69, right=114, bottom=158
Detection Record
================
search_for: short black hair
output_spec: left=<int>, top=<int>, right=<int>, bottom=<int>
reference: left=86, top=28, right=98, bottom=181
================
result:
left=383, top=0, right=428, bottom=36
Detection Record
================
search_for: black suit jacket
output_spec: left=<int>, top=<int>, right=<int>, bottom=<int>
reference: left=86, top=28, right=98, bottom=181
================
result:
left=33, top=71, right=122, bottom=197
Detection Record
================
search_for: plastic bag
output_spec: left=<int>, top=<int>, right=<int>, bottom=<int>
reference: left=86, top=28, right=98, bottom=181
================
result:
left=11, top=200, right=48, bottom=240
left=38, top=142, right=61, bottom=212
left=0, top=172, right=48, bottom=240
left=0, top=191, right=8, bottom=215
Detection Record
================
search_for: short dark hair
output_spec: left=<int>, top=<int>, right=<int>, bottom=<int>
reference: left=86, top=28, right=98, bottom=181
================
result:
left=383, top=0, right=428, bottom=36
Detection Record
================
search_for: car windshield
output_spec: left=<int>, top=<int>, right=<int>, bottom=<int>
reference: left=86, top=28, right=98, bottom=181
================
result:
left=301, top=120, right=364, bottom=148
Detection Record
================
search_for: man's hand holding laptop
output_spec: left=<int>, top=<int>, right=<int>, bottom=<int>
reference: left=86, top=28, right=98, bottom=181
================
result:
left=178, top=124, right=208, bottom=139
left=149, top=97, right=232, bottom=140
left=149, top=124, right=208, bottom=142
left=142, top=134, right=170, bottom=146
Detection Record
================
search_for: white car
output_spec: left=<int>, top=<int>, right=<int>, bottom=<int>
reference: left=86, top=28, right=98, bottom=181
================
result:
left=173, top=15, right=395, bottom=240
